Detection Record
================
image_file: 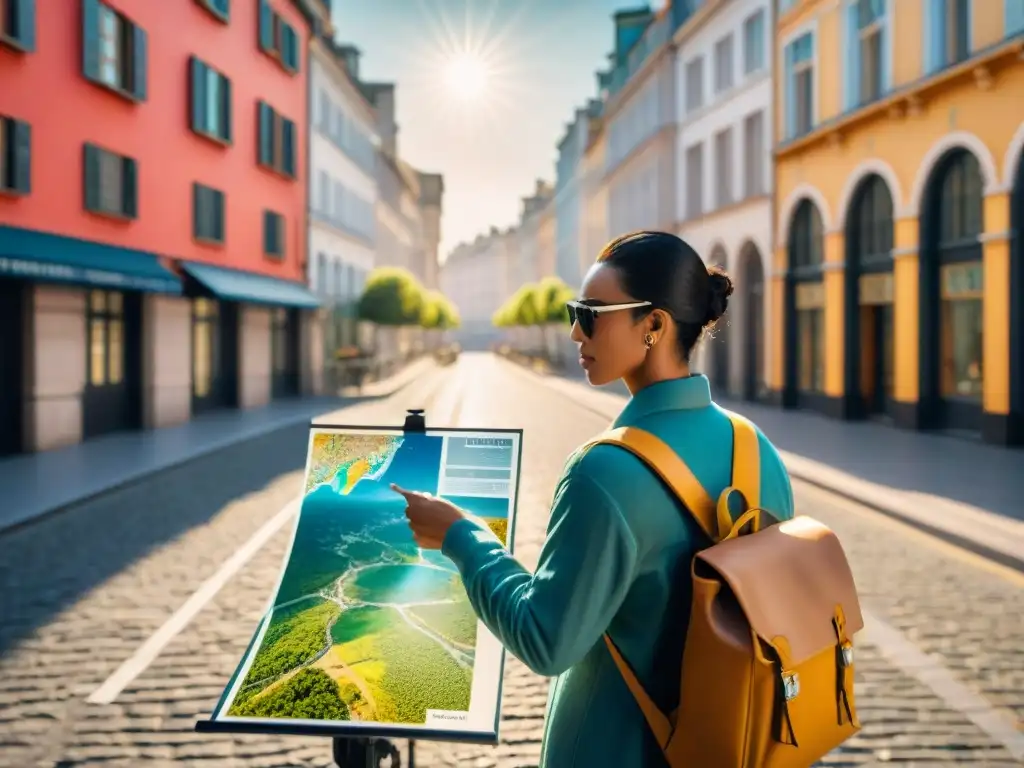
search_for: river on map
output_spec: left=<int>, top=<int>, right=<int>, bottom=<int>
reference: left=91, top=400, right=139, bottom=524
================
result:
left=342, top=563, right=460, bottom=605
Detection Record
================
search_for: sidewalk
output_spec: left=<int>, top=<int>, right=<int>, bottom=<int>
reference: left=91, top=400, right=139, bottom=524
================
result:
left=0, top=356, right=436, bottom=534
left=511, top=361, right=1024, bottom=571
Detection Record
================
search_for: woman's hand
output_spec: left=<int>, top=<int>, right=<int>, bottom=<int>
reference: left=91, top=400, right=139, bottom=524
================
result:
left=391, top=484, right=468, bottom=550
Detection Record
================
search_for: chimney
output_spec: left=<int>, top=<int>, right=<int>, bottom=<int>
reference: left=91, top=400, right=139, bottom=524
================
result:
left=363, top=82, right=398, bottom=155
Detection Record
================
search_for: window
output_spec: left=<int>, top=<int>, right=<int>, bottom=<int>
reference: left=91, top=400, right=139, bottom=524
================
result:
left=743, top=9, right=766, bottom=74
left=685, top=57, right=704, bottom=113
left=1009, top=0, right=1024, bottom=37
left=0, top=0, right=35, bottom=51
left=789, top=200, right=826, bottom=393
left=83, top=143, right=137, bottom=219
left=844, top=0, right=886, bottom=108
left=318, top=170, right=330, bottom=215
left=925, top=0, right=970, bottom=72
left=714, top=34, right=734, bottom=93
left=714, top=128, right=734, bottom=208
left=258, top=0, right=299, bottom=73
left=194, top=0, right=229, bottom=23
left=939, top=152, right=984, bottom=244
left=87, top=290, right=124, bottom=388
left=189, top=58, right=232, bottom=144
left=192, top=298, right=220, bottom=401
left=82, top=0, right=147, bottom=101
left=940, top=262, right=983, bottom=398
left=743, top=110, right=765, bottom=198
left=263, top=210, right=285, bottom=258
left=193, top=183, right=226, bottom=244
left=0, top=115, right=31, bottom=195
left=257, top=101, right=297, bottom=178
left=685, top=142, right=704, bottom=219
left=784, top=32, right=815, bottom=139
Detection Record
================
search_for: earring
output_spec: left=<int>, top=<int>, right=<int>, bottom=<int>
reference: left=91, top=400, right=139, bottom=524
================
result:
left=643, top=332, right=655, bottom=349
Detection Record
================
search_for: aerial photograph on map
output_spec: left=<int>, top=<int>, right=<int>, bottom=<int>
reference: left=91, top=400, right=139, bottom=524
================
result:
left=214, top=427, right=518, bottom=729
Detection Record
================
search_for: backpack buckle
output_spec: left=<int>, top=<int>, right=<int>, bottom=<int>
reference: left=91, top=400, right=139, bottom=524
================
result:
left=840, top=642, right=854, bottom=668
left=782, top=672, right=800, bottom=701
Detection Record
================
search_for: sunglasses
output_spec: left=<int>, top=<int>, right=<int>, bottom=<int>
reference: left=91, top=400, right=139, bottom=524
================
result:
left=565, top=300, right=652, bottom=337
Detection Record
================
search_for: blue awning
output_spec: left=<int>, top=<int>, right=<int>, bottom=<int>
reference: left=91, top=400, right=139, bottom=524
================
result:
left=0, top=225, right=182, bottom=293
left=181, top=261, right=322, bottom=309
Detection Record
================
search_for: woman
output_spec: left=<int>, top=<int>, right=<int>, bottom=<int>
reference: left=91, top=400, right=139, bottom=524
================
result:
left=392, top=232, right=795, bottom=767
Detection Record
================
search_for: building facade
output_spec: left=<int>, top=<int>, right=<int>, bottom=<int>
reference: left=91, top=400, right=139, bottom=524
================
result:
left=417, top=172, right=444, bottom=290
left=537, top=197, right=557, bottom=281
left=674, top=0, right=773, bottom=399
left=517, top=179, right=554, bottom=287
left=439, top=230, right=506, bottom=350
left=604, top=8, right=678, bottom=241
left=309, top=40, right=377, bottom=355
left=0, top=0, right=327, bottom=458
left=554, top=106, right=593, bottom=289
left=771, top=0, right=1024, bottom=446
left=580, top=109, right=609, bottom=278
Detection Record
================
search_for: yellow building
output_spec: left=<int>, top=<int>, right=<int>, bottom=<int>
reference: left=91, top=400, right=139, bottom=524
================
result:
left=770, top=0, right=1024, bottom=446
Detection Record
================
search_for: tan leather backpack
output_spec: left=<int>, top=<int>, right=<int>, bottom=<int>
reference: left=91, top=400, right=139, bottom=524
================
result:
left=584, top=411, right=863, bottom=767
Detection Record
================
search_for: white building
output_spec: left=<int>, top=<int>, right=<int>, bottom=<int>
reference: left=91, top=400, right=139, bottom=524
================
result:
left=308, top=41, right=378, bottom=352
left=517, top=180, right=553, bottom=287
left=604, top=9, right=678, bottom=239
left=674, top=0, right=773, bottom=400
left=439, top=229, right=509, bottom=351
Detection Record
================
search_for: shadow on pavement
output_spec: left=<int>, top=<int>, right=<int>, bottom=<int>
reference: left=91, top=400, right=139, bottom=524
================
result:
left=0, top=421, right=312, bottom=656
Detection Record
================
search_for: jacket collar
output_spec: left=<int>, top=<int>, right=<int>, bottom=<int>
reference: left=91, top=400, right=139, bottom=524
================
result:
left=613, top=375, right=713, bottom=427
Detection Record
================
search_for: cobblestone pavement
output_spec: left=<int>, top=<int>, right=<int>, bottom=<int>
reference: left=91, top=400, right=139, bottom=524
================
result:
left=2, top=353, right=1022, bottom=768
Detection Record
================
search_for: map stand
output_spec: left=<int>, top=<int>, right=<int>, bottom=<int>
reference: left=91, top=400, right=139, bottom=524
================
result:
left=330, top=409, right=426, bottom=767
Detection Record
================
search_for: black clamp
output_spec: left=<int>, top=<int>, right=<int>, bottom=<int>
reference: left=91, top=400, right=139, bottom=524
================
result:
left=403, top=409, right=426, bottom=433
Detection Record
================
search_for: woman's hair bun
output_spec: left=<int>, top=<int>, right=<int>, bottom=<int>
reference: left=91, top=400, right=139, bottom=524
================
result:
left=704, top=266, right=734, bottom=326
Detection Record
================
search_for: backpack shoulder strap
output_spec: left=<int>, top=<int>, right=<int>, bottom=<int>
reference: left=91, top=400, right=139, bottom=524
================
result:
left=725, top=412, right=761, bottom=510
left=584, top=426, right=717, bottom=541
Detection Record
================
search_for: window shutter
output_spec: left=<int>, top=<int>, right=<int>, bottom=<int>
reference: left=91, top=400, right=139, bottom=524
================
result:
left=221, top=75, right=233, bottom=142
left=216, top=0, right=230, bottom=20
left=215, top=190, right=225, bottom=242
left=784, top=45, right=796, bottom=139
left=1007, top=0, right=1024, bottom=36
left=192, top=182, right=201, bottom=239
left=276, top=214, right=285, bottom=255
left=190, top=58, right=206, bottom=132
left=82, top=0, right=101, bottom=82
left=12, top=120, right=31, bottom=194
left=285, top=25, right=299, bottom=72
left=258, top=0, right=273, bottom=52
left=122, top=156, right=138, bottom=218
left=257, top=102, right=272, bottom=165
left=132, top=26, right=148, bottom=101
left=843, top=3, right=859, bottom=110
left=283, top=118, right=295, bottom=177
left=83, top=144, right=101, bottom=211
left=14, top=0, right=36, bottom=51
left=263, top=210, right=272, bottom=253
left=881, top=6, right=892, bottom=92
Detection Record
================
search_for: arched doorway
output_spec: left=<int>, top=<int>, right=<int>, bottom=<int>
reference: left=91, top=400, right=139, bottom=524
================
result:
left=708, top=246, right=730, bottom=395
left=739, top=242, right=765, bottom=401
left=784, top=200, right=826, bottom=411
left=1009, top=152, right=1024, bottom=445
left=843, top=175, right=895, bottom=420
left=920, top=150, right=984, bottom=434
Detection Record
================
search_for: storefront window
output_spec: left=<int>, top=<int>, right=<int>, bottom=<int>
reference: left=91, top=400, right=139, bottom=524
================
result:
left=272, top=308, right=288, bottom=373
left=87, top=290, right=124, bottom=388
left=192, top=298, right=218, bottom=399
left=940, top=262, right=983, bottom=399
left=795, top=282, right=825, bottom=392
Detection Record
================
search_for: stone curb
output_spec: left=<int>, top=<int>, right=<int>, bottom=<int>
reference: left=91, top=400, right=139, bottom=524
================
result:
left=498, top=357, right=1024, bottom=574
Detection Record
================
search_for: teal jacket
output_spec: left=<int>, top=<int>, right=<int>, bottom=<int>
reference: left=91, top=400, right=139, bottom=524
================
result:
left=441, top=375, right=795, bottom=768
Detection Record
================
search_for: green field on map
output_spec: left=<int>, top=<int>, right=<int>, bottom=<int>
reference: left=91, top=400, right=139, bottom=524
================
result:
left=214, top=428, right=516, bottom=728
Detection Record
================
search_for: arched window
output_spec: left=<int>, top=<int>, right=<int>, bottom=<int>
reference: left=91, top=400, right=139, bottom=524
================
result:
left=851, top=175, right=894, bottom=266
left=936, top=152, right=984, bottom=402
left=789, top=200, right=826, bottom=393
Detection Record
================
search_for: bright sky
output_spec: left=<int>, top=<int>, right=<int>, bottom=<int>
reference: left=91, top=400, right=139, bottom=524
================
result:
left=332, top=0, right=648, bottom=260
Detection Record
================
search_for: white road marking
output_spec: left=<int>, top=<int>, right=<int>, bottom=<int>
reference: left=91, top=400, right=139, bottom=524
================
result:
left=87, top=365, right=464, bottom=705
left=862, top=610, right=1024, bottom=761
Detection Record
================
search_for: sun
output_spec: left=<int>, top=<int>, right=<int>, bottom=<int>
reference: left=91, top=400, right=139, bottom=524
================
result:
left=443, top=52, right=488, bottom=101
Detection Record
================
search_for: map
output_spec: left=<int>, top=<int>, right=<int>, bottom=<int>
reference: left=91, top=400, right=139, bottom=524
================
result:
left=212, top=428, right=518, bottom=735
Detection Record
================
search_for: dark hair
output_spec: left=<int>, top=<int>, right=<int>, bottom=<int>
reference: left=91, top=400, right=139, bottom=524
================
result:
left=597, top=231, right=734, bottom=361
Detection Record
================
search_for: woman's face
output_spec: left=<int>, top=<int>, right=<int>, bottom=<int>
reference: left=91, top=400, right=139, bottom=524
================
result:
left=570, top=263, right=650, bottom=386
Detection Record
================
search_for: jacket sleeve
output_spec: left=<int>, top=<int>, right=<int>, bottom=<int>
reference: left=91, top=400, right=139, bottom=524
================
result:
left=441, top=469, right=639, bottom=678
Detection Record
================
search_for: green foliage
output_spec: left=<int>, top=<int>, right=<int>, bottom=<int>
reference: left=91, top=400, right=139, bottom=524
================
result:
left=241, top=600, right=339, bottom=686
left=374, top=615, right=473, bottom=722
left=418, top=291, right=442, bottom=329
left=231, top=668, right=350, bottom=720
left=330, top=605, right=389, bottom=645
left=357, top=267, right=424, bottom=326
left=491, top=276, right=575, bottom=327
left=435, top=296, right=460, bottom=329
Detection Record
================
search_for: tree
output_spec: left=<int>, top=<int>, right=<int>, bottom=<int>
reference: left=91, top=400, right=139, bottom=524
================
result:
left=357, top=267, right=424, bottom=326
left=419, top=291, right=442, bottom=329
left=436, top=297, right=460, bottom=330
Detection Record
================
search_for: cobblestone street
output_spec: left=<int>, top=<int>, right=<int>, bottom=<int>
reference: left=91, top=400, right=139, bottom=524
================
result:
left=1, top=354, right=1022, bottom=767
